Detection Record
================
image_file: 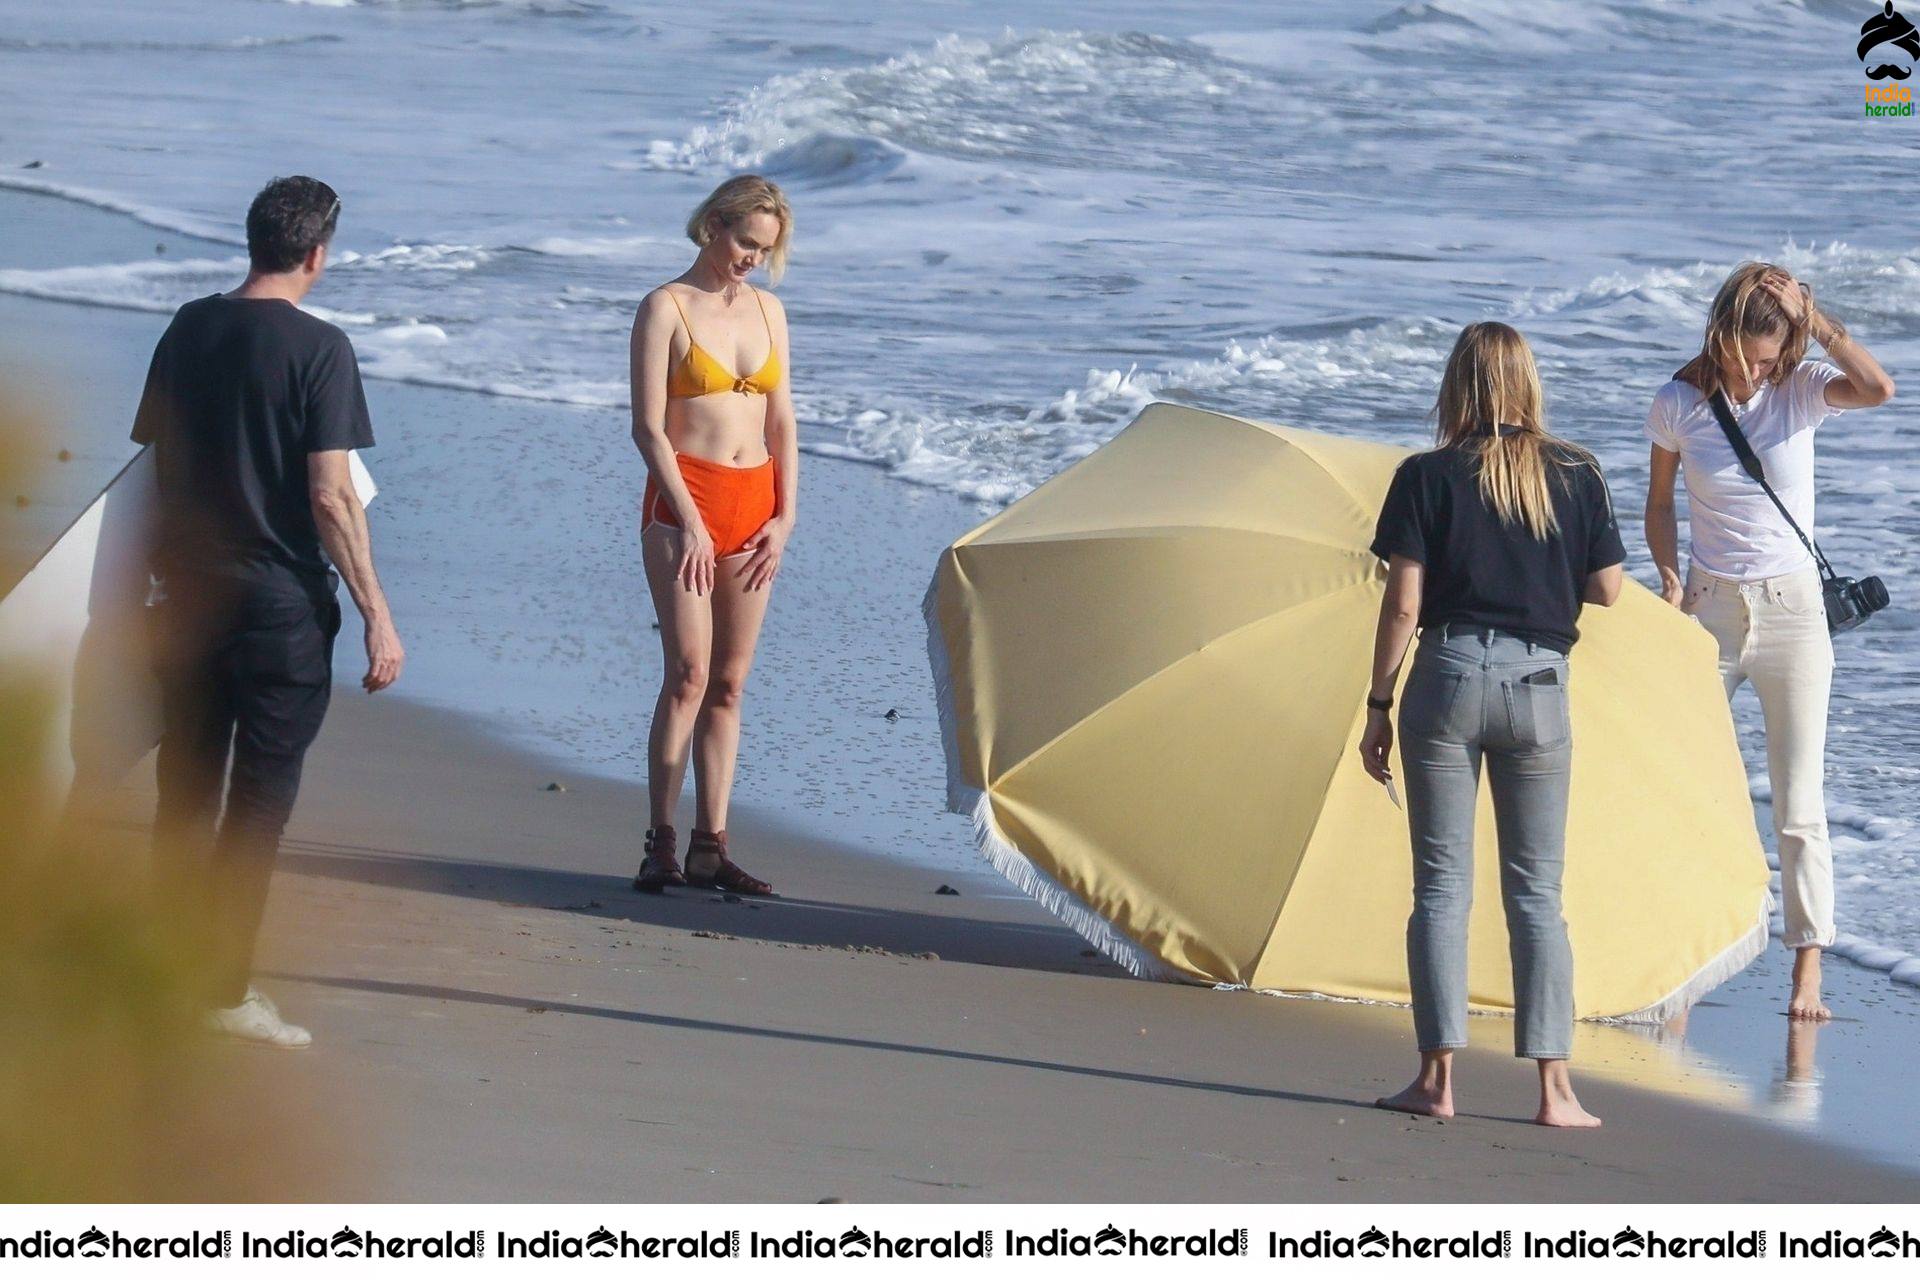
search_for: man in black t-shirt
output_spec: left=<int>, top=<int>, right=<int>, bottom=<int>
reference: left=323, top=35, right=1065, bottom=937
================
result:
left=133, top=175, right=404, bottom=1048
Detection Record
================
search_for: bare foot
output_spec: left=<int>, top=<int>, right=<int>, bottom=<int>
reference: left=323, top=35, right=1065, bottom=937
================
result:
left=1376, top=1080, right=1453, bottom=1117
left=1787, top=991, right=1831, bottom=1020
left=1789, top=948, right=1831, bottom=1021
left=1535, top=1097, right=1603, bottom=1128
left=1535, top=1061, right=1602, bottom=1129
left=1378, top=1050, right=1453, bottom=1116
left=1376, top=1056, right=1454, bottom=1119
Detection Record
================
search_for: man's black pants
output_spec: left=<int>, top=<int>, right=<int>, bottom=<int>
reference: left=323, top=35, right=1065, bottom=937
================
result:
left=149, top=572, right=339, bottom=1007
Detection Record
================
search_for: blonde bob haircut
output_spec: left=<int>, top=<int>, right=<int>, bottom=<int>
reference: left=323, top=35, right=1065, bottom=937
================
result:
left=1674, top=261, right=1810, bottom=401
left=1433, top=321, right=1596, bottom=541
left=685, top=174, right=793, bottom=284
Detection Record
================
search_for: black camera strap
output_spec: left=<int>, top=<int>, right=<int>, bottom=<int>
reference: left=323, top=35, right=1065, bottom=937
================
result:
left=1705, top=389, right=1837, bottom=583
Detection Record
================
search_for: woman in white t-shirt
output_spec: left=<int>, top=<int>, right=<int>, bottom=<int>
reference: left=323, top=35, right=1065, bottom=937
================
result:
left=1644, top=262, right=1895, bottom=1021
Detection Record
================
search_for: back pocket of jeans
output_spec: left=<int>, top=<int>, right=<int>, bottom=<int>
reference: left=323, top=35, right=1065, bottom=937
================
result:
left=241, top=593, right=330, bottom=688
left=1506, top=674, right=1570, bottom=748
left=1402, top=665, right=1472, bottom=738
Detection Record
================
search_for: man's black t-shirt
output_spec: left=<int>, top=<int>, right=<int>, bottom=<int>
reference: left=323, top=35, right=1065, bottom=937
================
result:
left=1369, top=441, right=1626, bottom=653
left=132, top=294, right=373, bottom=587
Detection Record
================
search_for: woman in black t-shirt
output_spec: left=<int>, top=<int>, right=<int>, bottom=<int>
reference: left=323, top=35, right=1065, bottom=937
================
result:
left=1359, top=322, right=1626, bottom=1128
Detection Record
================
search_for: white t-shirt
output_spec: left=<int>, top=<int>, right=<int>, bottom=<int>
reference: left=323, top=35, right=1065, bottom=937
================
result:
left=1643, top=361, right=1846, bottom=581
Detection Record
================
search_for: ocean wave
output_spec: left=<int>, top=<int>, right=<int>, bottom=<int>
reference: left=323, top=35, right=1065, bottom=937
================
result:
left=516, top=232, right=668, bottom=261
left=0, top=174, right=242, bottom=245
left=0, top=35, right=344, bottom=53
left=795, top=316, right=1457, bottom=505
left=0, top=240, right=506, bottom=321
left=0, top=247, right=619, bottom=403
left=1360, top=0, right=1825, bottom=54
left=348, top=319, right=628, bottom=406
left=1774, top=241, right=1920, bottom=334
left=1516, top=241, right=1920, bottom=338
left=760, top=134, right=908, bottom=187
left=0, top=244, right=505, bottom=314
left=0, top=256, right=386, bottom=326
left=0, top=256, right=244, bottom=314
left=1364, top=0, right=1631, bottom=46
left=279, top=0, right=607, bottom=12
left=647, top=129, right=906, bottom=187
left=1511, top=263, right=1726, bottom=322
left=643, top=29, right=1267, bottom=179
left=334, top=243, right=494, bottom=272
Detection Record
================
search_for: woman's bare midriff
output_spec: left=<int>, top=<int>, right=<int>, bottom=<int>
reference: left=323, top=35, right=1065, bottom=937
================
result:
left=663, top=395, right=771, bottom=467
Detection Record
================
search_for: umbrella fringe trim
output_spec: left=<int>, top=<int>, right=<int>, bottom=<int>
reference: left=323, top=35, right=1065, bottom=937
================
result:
left=1587, top=888, right=1774, bottom=1026
left=967, top=790, right=1180, bottom=984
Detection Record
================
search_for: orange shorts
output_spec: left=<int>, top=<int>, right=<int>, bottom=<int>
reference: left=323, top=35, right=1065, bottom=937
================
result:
left=642, top=452, right=777, bottom=559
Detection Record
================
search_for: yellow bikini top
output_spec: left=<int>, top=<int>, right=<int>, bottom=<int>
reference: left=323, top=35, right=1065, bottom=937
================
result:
left=665, top=286, right=782, bottom=398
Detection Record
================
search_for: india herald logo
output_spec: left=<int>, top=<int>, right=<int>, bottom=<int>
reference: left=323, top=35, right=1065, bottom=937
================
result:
left=1860, top=2, right=1920, bottom=80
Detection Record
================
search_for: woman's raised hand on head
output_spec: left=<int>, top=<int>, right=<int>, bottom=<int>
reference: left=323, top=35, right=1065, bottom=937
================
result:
left=1758, top=269, right=1811, bottom=324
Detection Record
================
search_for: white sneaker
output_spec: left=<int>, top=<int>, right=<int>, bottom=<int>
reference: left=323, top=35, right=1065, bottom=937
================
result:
left=206, top=986, right=312, bottom=1049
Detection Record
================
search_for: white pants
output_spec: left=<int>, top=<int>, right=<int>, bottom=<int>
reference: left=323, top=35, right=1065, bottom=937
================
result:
left=1685, top=565, right=1836, bottom=951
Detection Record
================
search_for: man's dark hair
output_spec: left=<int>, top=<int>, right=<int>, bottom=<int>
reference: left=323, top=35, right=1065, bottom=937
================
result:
left=246, top=175, right=341, bottom=274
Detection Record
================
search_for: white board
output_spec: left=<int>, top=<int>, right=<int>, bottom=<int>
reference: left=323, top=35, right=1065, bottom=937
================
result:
left=0, top=446, right=376, bottom=812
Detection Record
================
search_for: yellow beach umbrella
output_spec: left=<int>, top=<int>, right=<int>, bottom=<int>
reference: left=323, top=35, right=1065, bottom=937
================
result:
left=924, top=404, right=1770, bottom=1022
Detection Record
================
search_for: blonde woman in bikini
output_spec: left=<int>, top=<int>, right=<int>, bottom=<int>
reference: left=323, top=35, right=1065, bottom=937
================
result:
left=629, top=175, right=797, bottom=896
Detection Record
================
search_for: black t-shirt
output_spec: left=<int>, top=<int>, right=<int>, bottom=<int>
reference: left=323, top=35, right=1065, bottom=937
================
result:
left=1369, top=441, right=1626, bottom=652
left=132, top=294, right=373, bottom=587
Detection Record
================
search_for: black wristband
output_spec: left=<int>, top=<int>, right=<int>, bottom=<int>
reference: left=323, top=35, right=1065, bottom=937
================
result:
left=1366, top=694, right=1393, bottom=712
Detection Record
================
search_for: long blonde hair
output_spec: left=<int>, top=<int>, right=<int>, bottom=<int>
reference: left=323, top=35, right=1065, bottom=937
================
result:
left=1433, top=322, right=1586, bottom=540
left=685, top=174, right=794, bottom=284
left=1674, top=261, right=1809, bottom=399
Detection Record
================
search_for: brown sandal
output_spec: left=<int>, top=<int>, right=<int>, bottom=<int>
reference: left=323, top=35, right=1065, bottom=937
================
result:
left=684, top=828, right=773, bottom=896
left=632, top=825, right=686, bottom=893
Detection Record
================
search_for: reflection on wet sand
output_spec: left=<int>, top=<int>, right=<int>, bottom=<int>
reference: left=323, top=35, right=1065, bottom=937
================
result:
left=1601, top=944, right=1920, bottom=1174
left=1769, top=1021, right=1824, bottom=1126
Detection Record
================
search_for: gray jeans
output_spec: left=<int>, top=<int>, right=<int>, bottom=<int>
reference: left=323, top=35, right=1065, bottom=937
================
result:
left=1398, top=626, right=1574, bottom=1060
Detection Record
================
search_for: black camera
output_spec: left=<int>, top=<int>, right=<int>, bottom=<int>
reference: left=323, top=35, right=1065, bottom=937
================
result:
left=1824, top=574, right=1890, bottom=635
